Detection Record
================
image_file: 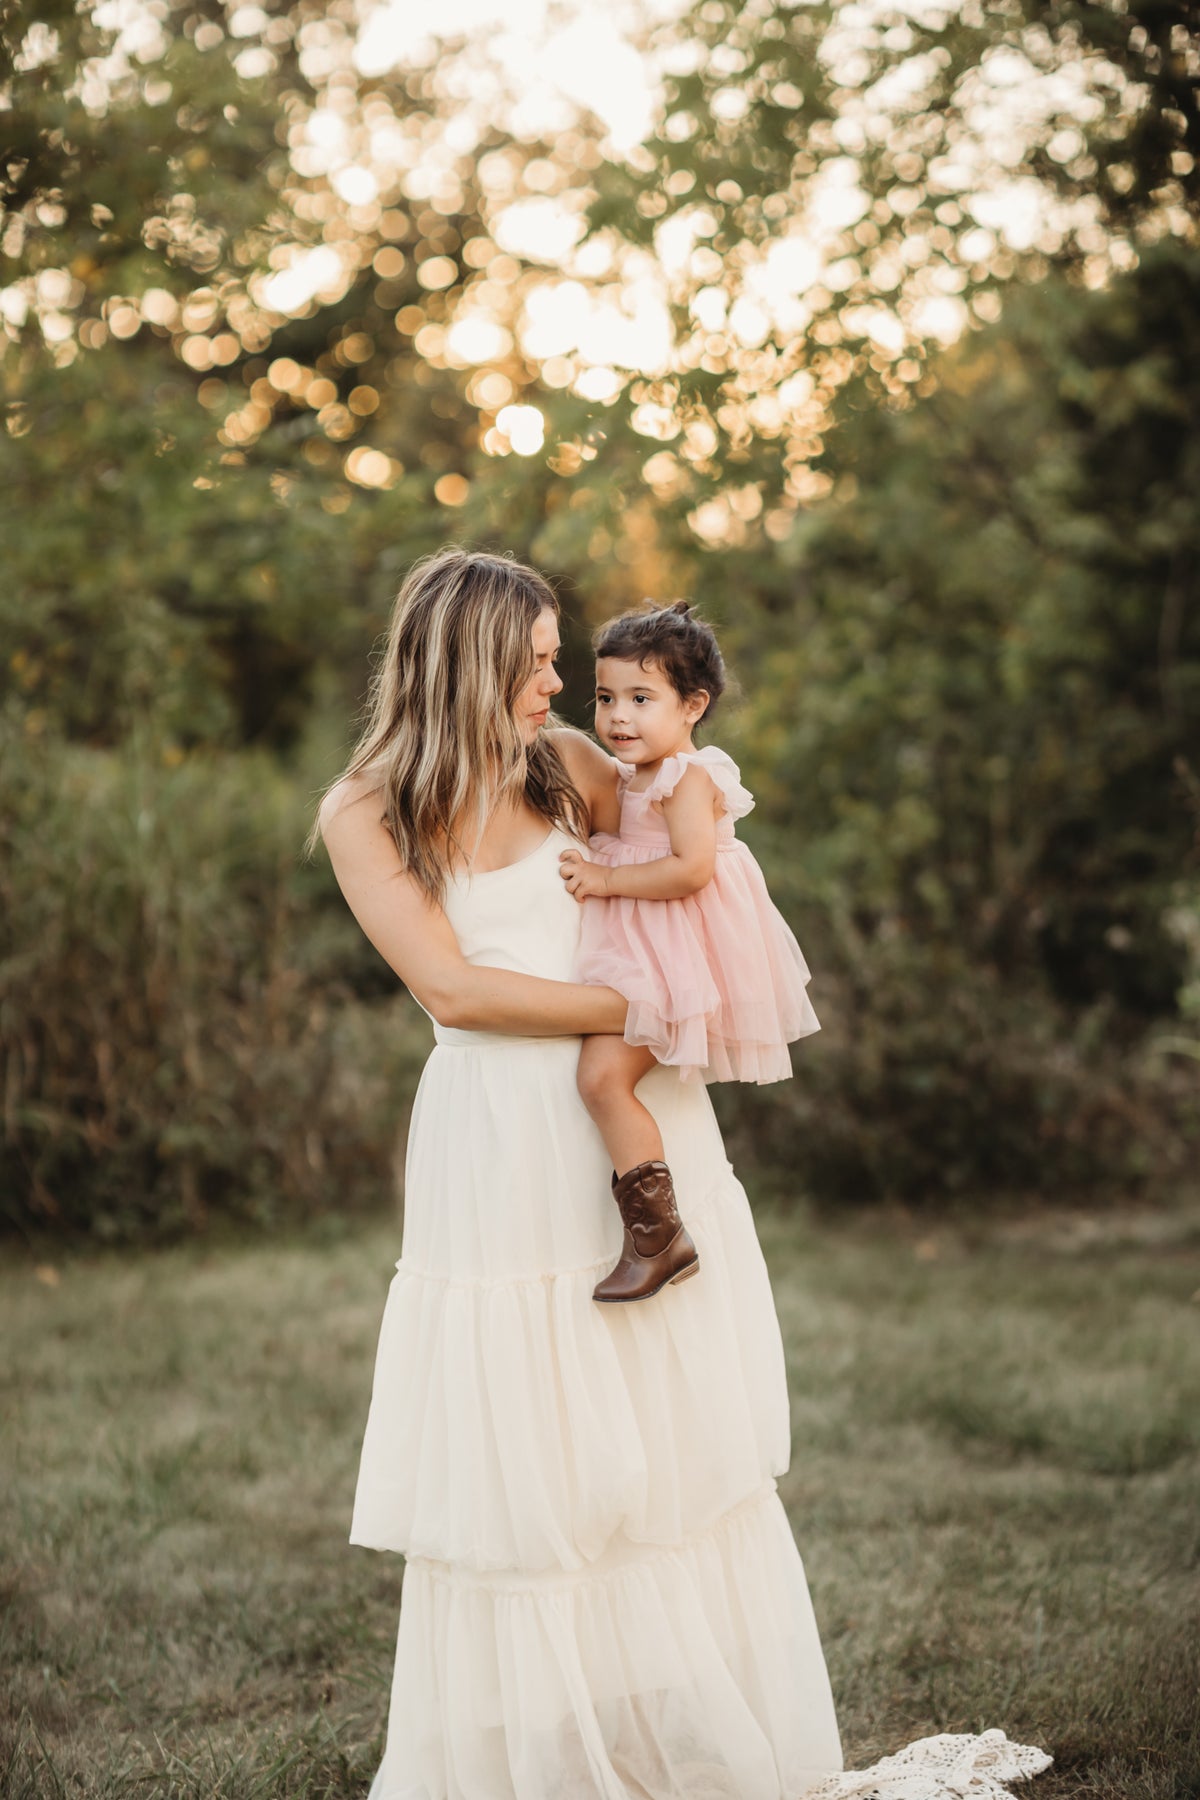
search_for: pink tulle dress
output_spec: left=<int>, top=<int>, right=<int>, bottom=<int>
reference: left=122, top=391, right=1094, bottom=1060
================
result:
left=576, top=744, right=821, bottom=1084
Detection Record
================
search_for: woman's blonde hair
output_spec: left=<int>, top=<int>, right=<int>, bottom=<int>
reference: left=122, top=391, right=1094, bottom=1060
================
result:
left=308, top=546, right=586, bottom=901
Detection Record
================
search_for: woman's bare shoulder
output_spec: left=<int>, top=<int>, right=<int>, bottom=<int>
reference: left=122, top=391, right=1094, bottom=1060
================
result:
left=317, top=769, right=383, bottom=841
left=317, top=772, right=438, bottom=925
left=546, top=726, right=617, bottom=788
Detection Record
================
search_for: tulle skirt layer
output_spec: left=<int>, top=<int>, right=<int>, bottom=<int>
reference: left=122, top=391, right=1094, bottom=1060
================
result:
left=354, top=1034, right=1051, bottom=1800
left=350, top=1039, right=791, bottom=1572
left=353, top=1037, right=841, bottom=1798
left=376, top=1483, right=841, bottom=1800
left=577, top=840, right=820, bottom=1084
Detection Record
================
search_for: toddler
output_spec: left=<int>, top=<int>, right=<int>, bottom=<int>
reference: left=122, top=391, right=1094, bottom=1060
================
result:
left=559, top=601, right=820, bottom=1304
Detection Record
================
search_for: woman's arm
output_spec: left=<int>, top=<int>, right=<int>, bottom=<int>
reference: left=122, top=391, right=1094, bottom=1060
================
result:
left=319, top=782, right=629, bottom=1036
left=547, top=726, right=622, bottom=835
left=559, top=764, right=719, bottom=902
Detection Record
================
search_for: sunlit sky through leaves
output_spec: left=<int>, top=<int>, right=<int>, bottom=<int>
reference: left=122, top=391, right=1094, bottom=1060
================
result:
left=4, top=0, right=1146, bottom=509
left=256, top=0, right=1121, bottom=402
left=354, top=0, right=681, bottom=154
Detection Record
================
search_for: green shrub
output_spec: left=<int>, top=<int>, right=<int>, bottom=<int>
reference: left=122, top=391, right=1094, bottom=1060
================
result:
left=2, top=708, right=1192, bottom=1243
left=0, top=716, right=429, bottom=1242
left=715, top=871, right=1198, bottom=1208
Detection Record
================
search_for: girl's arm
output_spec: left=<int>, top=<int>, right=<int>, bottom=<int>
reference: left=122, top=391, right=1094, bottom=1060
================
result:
left=320, top=782, right=629, bottom=1035
left=560, top=763, right=719, bottom=902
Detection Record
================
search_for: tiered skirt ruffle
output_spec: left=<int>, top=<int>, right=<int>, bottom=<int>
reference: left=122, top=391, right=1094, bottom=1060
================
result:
left=352, top=1039, right=842, bottom=1796
left=350, top=1171, right=793, bottom=1571
left=382, top=1484, right=840, bottom=1800
left=353, top=1036, right=1050, bottom=1800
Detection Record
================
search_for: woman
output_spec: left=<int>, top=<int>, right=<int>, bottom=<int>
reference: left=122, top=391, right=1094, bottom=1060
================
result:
left=316, top=547, right=1050, bottom=1800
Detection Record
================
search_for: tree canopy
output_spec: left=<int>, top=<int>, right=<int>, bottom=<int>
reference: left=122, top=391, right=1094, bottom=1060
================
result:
left=2, top=0, right=1197, bottom=1234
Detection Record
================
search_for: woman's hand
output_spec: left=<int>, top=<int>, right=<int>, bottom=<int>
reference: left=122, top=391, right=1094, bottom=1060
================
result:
left=558, top=849, right=611, bottom=901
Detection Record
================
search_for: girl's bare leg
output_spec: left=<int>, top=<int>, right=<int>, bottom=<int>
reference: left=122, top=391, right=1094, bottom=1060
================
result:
left=576, top=1035, right=661, bottom=1175
left=580, top=1036, right=701, bottom=1303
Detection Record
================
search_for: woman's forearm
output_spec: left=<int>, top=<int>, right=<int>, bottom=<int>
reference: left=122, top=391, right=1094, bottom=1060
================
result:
left=439, top=966, right=629, bottom=1036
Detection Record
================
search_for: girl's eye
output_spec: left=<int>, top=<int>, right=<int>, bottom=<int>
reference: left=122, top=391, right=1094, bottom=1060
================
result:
left=633, top=695, right=646, bottom=704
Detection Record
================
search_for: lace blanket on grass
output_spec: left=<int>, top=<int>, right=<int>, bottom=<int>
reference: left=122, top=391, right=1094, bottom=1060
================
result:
left=810, top=1728, right=1052, bottom=1800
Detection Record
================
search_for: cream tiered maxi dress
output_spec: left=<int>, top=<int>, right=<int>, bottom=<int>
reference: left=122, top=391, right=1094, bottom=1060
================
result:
left=349, top=822, right=1051, bottom=1800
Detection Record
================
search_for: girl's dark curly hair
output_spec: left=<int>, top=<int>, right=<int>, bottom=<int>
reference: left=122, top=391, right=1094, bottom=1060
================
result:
left=593, top=600, right=726, bottom=730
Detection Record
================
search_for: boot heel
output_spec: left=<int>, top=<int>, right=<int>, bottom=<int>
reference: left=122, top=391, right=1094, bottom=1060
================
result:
left=670, top=1259, right=700, bottom=1285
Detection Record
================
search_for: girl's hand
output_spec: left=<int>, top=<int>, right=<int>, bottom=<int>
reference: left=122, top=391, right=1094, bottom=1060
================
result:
left=558, top=849, right=611, bottom=901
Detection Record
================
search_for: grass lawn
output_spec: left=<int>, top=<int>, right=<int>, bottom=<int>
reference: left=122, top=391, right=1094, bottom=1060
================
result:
left=2, top=1198, right=1198, bottom=1799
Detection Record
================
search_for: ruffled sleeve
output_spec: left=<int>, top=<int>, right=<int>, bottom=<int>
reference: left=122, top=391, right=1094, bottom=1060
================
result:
left=645, top=746, right=754, bottom=820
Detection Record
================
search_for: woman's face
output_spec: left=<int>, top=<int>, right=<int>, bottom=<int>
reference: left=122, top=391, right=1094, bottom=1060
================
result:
left=517, top=608, right=564, bottom=744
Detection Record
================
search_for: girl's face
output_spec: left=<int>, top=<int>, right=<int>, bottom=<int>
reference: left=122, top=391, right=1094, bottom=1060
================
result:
left=593, top=655, right=708, bottom=769
left=517, top=607, right=564, bottom=744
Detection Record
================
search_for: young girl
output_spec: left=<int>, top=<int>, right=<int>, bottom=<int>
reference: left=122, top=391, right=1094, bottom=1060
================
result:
left=558, top=600, right=821, bottom=1304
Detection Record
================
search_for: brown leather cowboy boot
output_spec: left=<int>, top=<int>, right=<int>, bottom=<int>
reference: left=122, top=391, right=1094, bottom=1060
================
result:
left=592, top=1160, right=700, bottom=1303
